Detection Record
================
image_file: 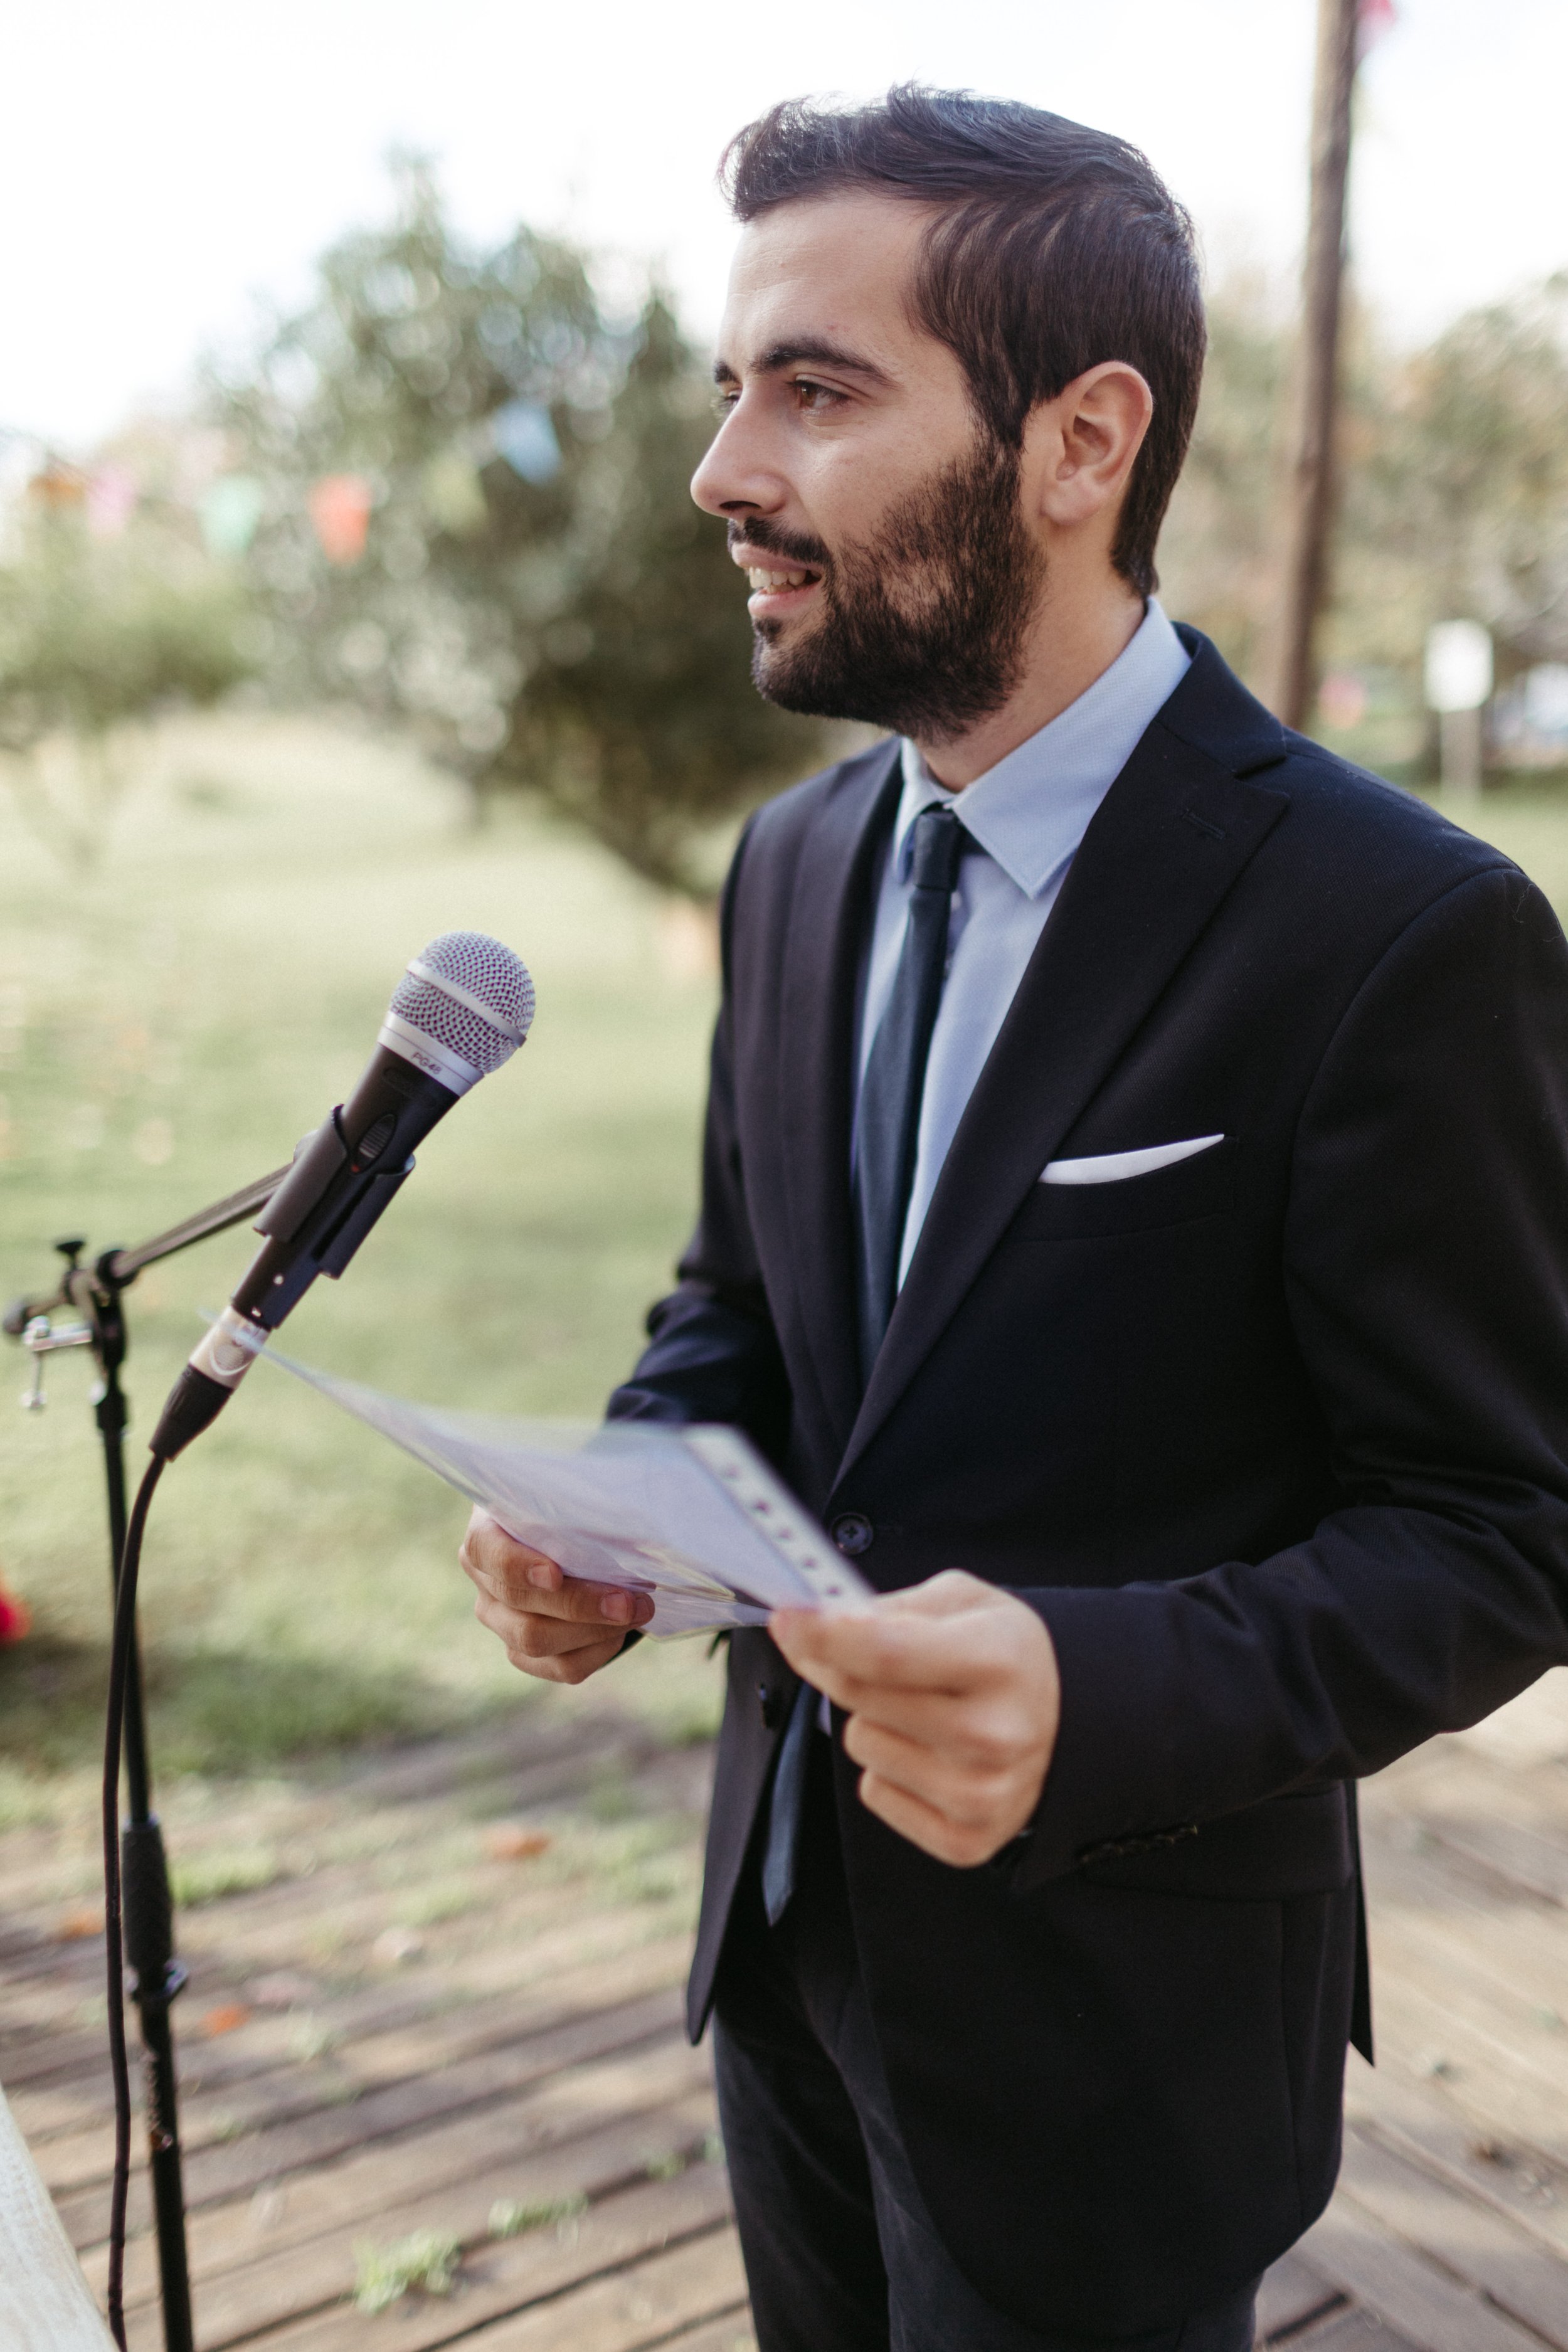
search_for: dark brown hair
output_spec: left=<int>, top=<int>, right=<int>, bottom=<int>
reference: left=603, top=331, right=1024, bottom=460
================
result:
left=721, top=86, right=1205, bottom=598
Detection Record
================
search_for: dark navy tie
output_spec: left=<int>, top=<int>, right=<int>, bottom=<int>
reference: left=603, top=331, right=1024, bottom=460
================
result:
left=760, top=800, right=968, bottom=1926
left=852, top=801, right=969, bottom=1381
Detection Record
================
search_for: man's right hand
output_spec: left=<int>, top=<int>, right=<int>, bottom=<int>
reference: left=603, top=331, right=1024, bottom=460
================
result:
left=459, top=1507, right=655, bottom=1685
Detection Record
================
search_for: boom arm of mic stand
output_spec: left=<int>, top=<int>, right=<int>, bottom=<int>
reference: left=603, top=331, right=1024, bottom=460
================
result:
left=106, top=1163, right=294, bottom=1283
left=3, top=1163, right=292, bottom=1334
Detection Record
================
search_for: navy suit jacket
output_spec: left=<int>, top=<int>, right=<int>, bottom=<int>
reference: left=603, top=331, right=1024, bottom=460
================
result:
left=608, top=631, right=1568, bottom=2334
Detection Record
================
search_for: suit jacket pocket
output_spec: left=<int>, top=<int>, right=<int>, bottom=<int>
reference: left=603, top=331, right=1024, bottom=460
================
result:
left=1026, top=1135, right=1237, bottom=1237
left=1078, top=1784, right=1353, bottom=1900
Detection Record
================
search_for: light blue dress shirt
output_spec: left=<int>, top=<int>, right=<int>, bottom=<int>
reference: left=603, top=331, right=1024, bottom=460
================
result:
left=857, top=599, right=1192, bottom=1290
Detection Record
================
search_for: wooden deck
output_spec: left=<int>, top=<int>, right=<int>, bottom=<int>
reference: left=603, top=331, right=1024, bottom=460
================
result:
left=4, top=1671, right=1568, bottom=2351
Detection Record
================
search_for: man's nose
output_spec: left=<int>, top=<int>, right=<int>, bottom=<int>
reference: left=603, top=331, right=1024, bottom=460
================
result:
left=690, top=401, right=785, bottom=521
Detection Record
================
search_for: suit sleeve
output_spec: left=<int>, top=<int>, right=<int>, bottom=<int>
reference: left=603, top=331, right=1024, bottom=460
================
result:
left=1017, top=864, right=1568, bottom=1887
left=605, top=817, right=792, bottom=1463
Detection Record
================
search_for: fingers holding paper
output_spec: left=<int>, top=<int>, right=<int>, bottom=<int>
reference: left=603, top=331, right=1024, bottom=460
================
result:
left=770, top=1570, right=1061, bottom=1869
left=460, top=1507, right=654, bottom=1685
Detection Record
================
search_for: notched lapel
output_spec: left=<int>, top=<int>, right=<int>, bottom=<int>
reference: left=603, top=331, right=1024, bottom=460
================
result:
left=778, top=741, right=903, bottom=1456
left=838, top=718, right=1288, bottom=1481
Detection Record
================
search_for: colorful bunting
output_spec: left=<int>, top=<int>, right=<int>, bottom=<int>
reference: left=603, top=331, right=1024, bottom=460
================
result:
left=490, top=400, right=561, bottom=485
left=87, top=467, right=139, bottom=538
left=308, top=473, right=374, bottom=565
left=199, top=474, right=265, bottom=559
left=26, top=461, right=85, bottom=511
left=1359, top=0, right=1397, bottom=50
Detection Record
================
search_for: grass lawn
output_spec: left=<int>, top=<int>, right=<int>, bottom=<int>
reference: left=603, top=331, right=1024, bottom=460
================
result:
left=0, top=712, right=728, bottom=1818
left=4, top=721, right=1568, bottom=1828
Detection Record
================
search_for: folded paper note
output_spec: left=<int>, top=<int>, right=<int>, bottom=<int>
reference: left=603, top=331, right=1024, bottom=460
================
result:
left=256, top=1344, right=872, bottom=1637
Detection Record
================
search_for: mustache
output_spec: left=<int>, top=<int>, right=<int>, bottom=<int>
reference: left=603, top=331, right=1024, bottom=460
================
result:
left=726, top=519, right=832, bottom=573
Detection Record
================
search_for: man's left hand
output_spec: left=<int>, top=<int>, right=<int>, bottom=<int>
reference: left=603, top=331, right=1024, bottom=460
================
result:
left=770, top=1571, right=1061, bottom=1868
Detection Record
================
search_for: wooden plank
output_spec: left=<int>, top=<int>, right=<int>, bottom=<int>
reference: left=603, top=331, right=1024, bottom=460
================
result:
left=0, top=1740, right=697, bottom=1983
left=14, top=1927, right=691, bottom=2154
left=1257, top=2247, right=1345, bottom=2342
left=1365, top=1860, right=1568, bottom=2030
left=102, top=2043, right=714, bottom=2317
left=55, top=1990, right=686, bottom=2247
left=122, top=2089, right=718, bottom=2346
left=1337, top=2126, right=1568, bottom=2348
left=657, top=2321, right=756, bottom=2352
left=80, top=2033, right=702, bottom=2276
left=1364, top=1843, right=1568, bottom=1996
left=1346, top=2065, right=1568, bottom=2262
left=44, top=1979, right=680, bottom=2204
left=411, top=2225, right=746, bottom=2352
left=1420, top=1810, right=1568, bottom=1905
left=0, top=1722, right=702, bottom=1981
left=239, top=2194, right=743, bottom=2352
left=41, top=1942, right=690, bottom=2201
left=1301, top=2186, right=1552, bottom=2352
left=1385, top=1745, right=1568, bottom=1841
left=1287, top=2313, right=1426, bottom=2351
left=1351, top=1970, right=1568, bottom=2176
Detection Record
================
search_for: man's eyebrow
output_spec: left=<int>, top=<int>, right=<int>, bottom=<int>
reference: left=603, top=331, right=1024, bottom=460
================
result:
left=711, top=339, right=893, bottom=388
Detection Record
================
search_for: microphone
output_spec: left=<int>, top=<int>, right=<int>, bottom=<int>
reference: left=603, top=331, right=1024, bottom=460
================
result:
left=149, top=931, right=534, bottom=1460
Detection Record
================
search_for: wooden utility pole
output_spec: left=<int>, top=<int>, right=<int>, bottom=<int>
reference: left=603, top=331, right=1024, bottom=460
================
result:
left=1272, top=0, right=1362, bottom=731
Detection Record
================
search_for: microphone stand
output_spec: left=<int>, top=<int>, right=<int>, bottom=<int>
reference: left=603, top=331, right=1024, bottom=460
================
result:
left=5, top=1163, right=291, bottom=2352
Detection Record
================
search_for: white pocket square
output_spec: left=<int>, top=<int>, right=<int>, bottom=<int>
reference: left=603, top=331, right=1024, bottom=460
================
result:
left=1040, top=1134, right=1225, bottom=1186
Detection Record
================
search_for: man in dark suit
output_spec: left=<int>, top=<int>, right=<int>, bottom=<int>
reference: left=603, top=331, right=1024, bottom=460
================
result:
left=461, top=87, right=1568, bottom=2352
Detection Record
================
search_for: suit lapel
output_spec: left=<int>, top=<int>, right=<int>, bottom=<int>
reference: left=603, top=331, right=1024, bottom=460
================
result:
left=778, top=740, right=904, bottom=1457
left=837, top=702, right=1289, bottom=1484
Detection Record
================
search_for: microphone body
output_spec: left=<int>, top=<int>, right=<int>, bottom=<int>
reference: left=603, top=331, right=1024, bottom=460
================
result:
left=151, top=935, right=532, bottom=1459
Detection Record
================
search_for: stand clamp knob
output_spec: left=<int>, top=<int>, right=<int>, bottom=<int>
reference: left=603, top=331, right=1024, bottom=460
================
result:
left=18, top=1313, right=95, bottom=1411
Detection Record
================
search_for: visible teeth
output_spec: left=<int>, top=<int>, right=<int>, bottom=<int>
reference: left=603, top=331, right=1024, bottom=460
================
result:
left=747, top=568, right=813, bottom=591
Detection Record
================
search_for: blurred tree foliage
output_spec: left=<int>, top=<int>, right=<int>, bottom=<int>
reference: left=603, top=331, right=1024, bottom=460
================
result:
left=1353, top=277, right=1568, bottom=679
left=1155, top=279, right=1289, bottom=689
left=213, top=164, right=826, bottom=897
left=0, top=490, right=255, bottom=867
left=1160, top=272, right=1568, bottom=706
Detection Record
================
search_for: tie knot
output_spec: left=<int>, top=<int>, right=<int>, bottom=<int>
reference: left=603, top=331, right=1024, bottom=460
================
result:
left=909, top=803, right=965, bottom=894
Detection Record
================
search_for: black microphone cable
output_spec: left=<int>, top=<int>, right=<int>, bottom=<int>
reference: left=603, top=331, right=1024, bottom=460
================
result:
left=102, top=1451, right=166, bottom=2351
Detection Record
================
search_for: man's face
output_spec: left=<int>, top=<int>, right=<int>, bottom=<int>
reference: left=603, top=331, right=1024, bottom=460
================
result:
left=692, top=193, right=1046, bottom=743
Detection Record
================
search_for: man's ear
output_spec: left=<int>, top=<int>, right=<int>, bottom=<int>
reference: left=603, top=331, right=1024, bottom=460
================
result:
left=1025, top=363, right=1154, bottom=534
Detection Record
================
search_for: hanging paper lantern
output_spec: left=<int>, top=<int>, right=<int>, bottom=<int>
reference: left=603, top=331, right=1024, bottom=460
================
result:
left=490, top=400, right=561, bottom=485
left=199, top=474, right=265, bottom=559
left=308, top=473, right=374, bottom=564
left=87, top=467, right=139, bottom=539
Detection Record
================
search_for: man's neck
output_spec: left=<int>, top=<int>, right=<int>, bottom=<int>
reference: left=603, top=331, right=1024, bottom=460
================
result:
left=914, top=578, right=1147, bottom=791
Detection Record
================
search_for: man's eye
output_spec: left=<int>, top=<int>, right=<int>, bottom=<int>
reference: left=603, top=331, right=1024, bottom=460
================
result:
left=792, top=379, right=842, bottom=411
left=712, top=389, right=740, bottom=416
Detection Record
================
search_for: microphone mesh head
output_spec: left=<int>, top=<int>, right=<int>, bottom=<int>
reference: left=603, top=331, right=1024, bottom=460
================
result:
left=388, top=932, right=535, bottom=1077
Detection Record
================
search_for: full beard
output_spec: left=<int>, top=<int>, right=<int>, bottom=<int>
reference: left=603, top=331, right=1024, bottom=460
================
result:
left=741, top=435, right=1045, bottom=741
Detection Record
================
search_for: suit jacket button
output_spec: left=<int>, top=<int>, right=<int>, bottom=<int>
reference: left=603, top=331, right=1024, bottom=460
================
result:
left=830, top=1512, right=874, bottom=1557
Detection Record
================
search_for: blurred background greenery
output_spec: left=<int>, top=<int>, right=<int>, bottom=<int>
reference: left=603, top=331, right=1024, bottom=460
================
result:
left=2, top=161, right=1567, bottom=1818
left=0, top=709, right=729, bottom=1816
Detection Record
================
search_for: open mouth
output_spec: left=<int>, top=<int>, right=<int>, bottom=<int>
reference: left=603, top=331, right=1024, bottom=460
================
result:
left=732, top=546, right=825, bottom=622
left=747, top=568, right=821, bottom=620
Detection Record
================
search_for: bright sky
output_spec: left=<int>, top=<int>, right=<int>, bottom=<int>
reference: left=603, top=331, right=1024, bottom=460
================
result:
left=3, top=0, right=1565, bottom=453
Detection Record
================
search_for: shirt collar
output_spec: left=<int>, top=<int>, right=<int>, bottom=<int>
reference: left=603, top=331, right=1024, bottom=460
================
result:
left=894, top=599, right=1192, bottom=899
